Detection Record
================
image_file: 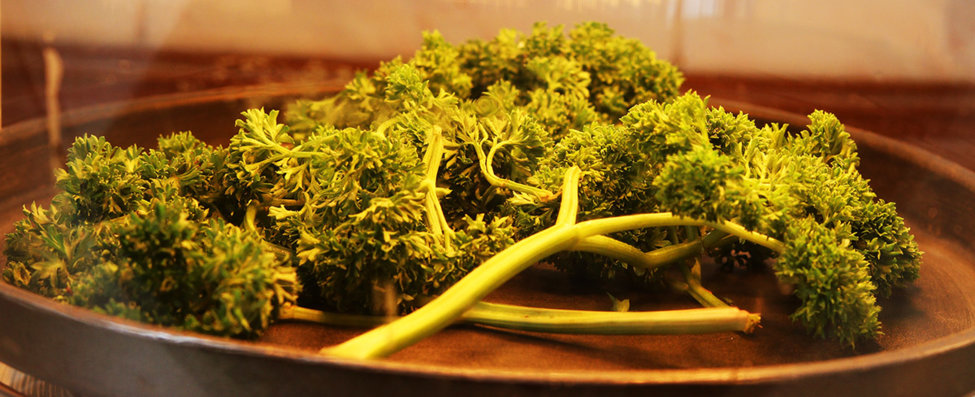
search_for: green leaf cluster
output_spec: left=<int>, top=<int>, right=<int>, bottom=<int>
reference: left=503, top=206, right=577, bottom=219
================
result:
left=3, top=133, right=298, bottom=339
left=481, top=89, right=920, bottom=345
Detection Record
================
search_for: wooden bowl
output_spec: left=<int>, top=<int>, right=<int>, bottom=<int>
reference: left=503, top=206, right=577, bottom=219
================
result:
left=1, top=86, right=973, bottom=396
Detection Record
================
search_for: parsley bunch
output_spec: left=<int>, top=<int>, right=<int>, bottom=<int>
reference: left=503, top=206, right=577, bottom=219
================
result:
left=3, top=22, right=919, bottom=356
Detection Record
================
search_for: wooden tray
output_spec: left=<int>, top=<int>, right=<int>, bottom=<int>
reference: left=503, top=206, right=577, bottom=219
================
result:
left=1, top=86, right=973, bottom=396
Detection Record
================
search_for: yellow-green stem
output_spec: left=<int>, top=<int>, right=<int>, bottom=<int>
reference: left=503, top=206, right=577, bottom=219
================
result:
left=678, top=258, right=729, bottom=308
left=322, top=212, right=781, bottom=359
left=570, top=235, right=703, bottom=272
left=322, top=222, right=578, bottom=358
left=419, top=128, right=454, bottom=252
left=470, top=302, right=757, bottom=334
left=280, top=303, right=757, bottom=335
left=472, top=136, right=555, bottom=201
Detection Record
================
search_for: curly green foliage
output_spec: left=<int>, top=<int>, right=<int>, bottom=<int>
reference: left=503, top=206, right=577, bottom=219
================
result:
left=524, top=56, right=590, bottom=100
left=533, top=92, right=730, bottom=223
left=477, top=106, right=551, bottom=185
left=223, top=109, right=296, bottom=209
left=288, top=21, right=681, bottom=139
left=153, top=131, right=230, bottom=204
left=285, top=70, right=387, bottom=134
left=382, top=61, right=435, bottom=106
left=789, top=110, right=859, bottom=167
left=635, top=95, right=920, bottom=343
left=851, top=199, right=921, bottom=296
left=512, top=121, right=671, bottom=284
left=53, top=132, right=234, bottom=225
left=292, top=203, right=515, bottom=316
left=703, top=105, right=767, bottom=156
left=4, top=128, right=305, bottom=339
left=264, top=123, right=419, bottom=244
left=773, top=154, right=920, bottom=296
left=506, top=96, right=732, bottom=282
left=273, top=94, right=523, bottom=314
left=286, top=54, right=458, bottom=136
left=511, top=91, right=920, bottom=344
left=514, top=122, right=638, bottom=236
left=2, top=135, right=218, bottom=299
left=284, top=62, right=512, bottom=229
left=449, top=214, right=516, bottom=270
left=778, top=218, right=879, bottom=347
left=456, top=27, right=530, bottom=94
left=53, top=135, right=151, bottom=224
left=444, top=102, right=553, bottom=221
left=2, top=203, right=109, bottom=298
left=619, top=92, right=712, bottom=165
left=653, top=146, right=758, bottom=225
left=459, top=22, right=683, bottom=120
left=289, top=61, right=462, bottom=149
left=310, top=127, right=423, bottom=222
left=4, top=23, right=922, bottom=350
left=521, top=56, right=601, bottom=139
left=469, top=63, right=595, bottom=140
left=282, top=22, right=683, bottom=228
left=437, top=132, right=488, bottom=222
left=567, top=22, right=684, bottom=118
left=411, top=30, right=474, bottom=98
left=265, top=120, right=436, bottom=313
left=293, top=189, right=436, bottom=314
left=69, top=198, right=298, bottom=339
left=761, top=113, right=921, bottom=295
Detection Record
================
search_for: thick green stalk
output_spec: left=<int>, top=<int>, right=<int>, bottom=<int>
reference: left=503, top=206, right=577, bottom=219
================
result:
left=468, top=302, right=757, bottom=334
left=280, top=302, right=757, bottom=335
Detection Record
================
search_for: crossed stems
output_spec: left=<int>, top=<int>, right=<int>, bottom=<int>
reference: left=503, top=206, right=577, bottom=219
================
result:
left=322, top=133, right=784, bottom=359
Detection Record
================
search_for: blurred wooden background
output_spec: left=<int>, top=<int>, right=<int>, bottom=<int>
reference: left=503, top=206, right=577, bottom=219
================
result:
left=4, top=38, right=973, bottom=172
left=2, top=0, right=975, bottom=169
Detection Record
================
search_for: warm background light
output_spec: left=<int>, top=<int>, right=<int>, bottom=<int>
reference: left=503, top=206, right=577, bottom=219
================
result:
left=2, top=0, right=973, bottom=82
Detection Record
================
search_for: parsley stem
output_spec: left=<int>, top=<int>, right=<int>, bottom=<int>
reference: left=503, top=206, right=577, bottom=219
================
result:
left=281, top=302, right=756, bottom=335
left=575, top=214, right=785, bottom=254
left=472, top=133, right=555, bottom=201
left=468, top=302, right=756, bottom=334
left=586, top=229, right=728, bottom=275
left=243, top=205, right=259, bottom=233
left=672, top=258, right=762, bottom=328
left=678, top=258, right=729, bottom=308
left=279, top=305, right=387, bottom=328
left=570, top=235, right=701, bottom=271
left=421, top=128, right=449, bottom=239
left=554, top=166, right=580, bottom=226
